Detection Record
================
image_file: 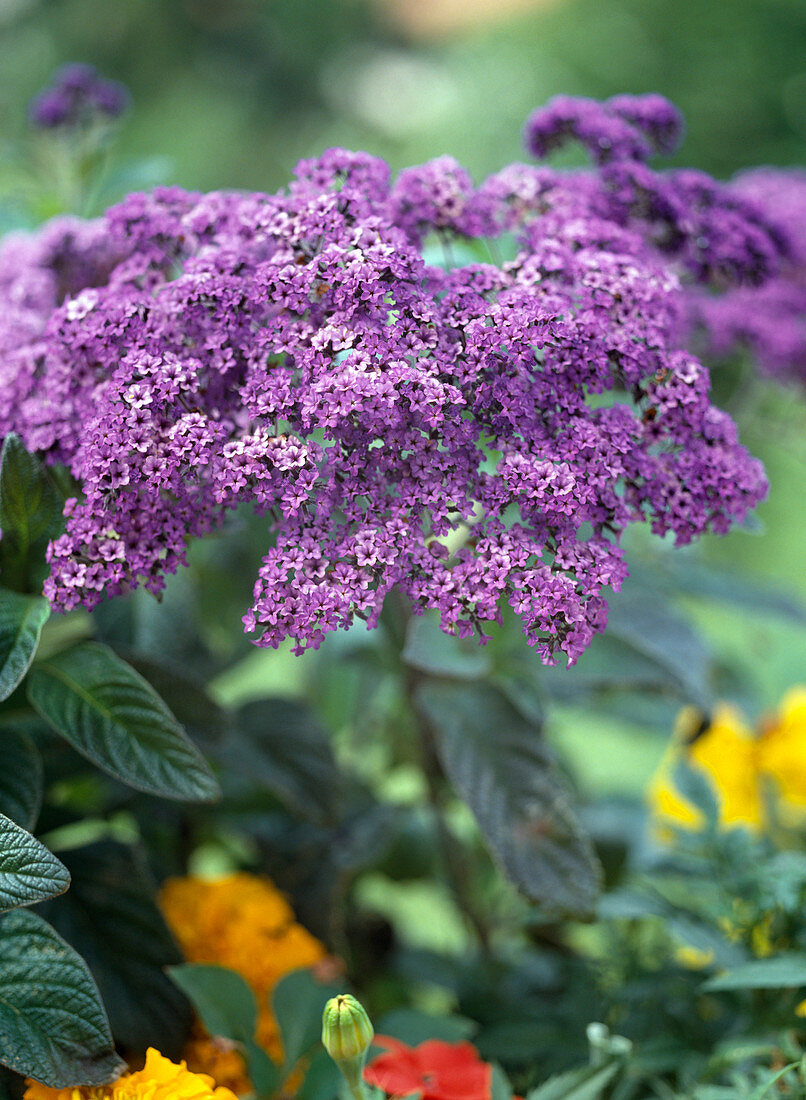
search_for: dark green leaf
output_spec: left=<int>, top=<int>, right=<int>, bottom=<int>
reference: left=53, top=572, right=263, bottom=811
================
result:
left=604, top=592, right=713, bottom=708
left=273, top=968, right=341, bottom=1071
left=703, top=955, right=806, bottom=991
left=295, top=1049, right=341, bottom=1100
left=417, top=682, right=602, bottom=917
left=0, top=592, right=49, bottom=702
left=0, top=436, right=63, bottom=593
left=26, top=642, right=220, bottom=801
left=226, top=699, right=340, bottom=824
left=168, top=964, right=279, bottom=1096
left=0, top=813, right=69, bottom=912
left=125, top=655, right=230, bottom=751
left=0, top=908, right=124, bottom=1086
left=0, top=728, right=42, bottom=830
left=38, top=841, right=191, bottom=1057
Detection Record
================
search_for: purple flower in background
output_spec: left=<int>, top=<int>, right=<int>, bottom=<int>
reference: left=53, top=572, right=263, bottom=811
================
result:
left=29, top=63, right=129, bottom=130
left=0, top=95, right=775, bottom=665
left=686, top=169, right=806, bottom=387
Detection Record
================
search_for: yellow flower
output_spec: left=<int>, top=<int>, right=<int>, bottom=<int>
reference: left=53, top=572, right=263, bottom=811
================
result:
left=24, top=1049, right=238, bottom=1100
left=758, top=686, right=806, bottom=812
left=675, top=945, right=714, bottom=970
left=648, top=704, right=763, bottom=834
left=160, top=873, right=327, bottom=1073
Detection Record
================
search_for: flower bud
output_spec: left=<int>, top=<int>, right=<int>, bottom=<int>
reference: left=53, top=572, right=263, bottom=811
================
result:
left=322, top=994, right=374, bottom=1098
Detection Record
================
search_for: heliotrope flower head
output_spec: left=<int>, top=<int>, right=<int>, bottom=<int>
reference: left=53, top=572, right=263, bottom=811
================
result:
left=0, top=95, right=775, bottom=665
left=29, top=63, right=129, bottom=130
left=686, top=169, right=806, bottom=387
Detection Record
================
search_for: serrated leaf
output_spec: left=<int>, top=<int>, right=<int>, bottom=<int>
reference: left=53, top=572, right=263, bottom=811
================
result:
left=26, top=642, right=220, bottom=802
left=38, top=841, right=191, bottom=1057
left=0, top=728, right=42, bottom=830
left=0, top=813, right=69, bottom=912
left=526, top=1061, right=620, bottom=1100
left=225, top=699, right=340, bottom=824
left=0, top=592, right=49, bottom=702
left=703, top=955, right=806, bottom=991
left=0, top=435, right=64, bottom=593
left=417, top=682, right=601, bottom=917
left=0, top=908, right=125, bottom=1086
left=273, top=968, right=341, bottom=1072
left=168, top=964, right=279, bottom=1096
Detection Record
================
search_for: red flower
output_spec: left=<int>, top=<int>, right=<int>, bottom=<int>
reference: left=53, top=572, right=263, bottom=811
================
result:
left=364, top=1036, right=492, bottom=1100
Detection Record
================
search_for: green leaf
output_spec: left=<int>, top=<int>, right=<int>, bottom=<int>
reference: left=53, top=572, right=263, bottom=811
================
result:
left=168, top=963, right=258, bottom=1043
left=273, top=968, right=341, bottom=1071
left=38, top=841, right=191, bottom=1057
left=225, top=699, right=340, bottom=824
left=0, top=908, right=125, bottom=1086
left=375, top=1009, right=476, bottom=1046
left=0, top=435, right=64, bottom=593
left=0, top=728, right=42, bottom=829
left=526, top=1061, right=620, bottom=1100
left=26, top=642, right=220, bottom=801
left=490, top=1063, right=515, bottom=1100
left=295, top=1049, right=342, bottom=1100
left=168, top=964, right=279, bottom=1096
left=604, top=592, right=712, bottom=708
left=125, top=655, right=230, bottom=751
left=417, top=681, right=602, bottom=917
left=0, top=813, right=69, bottom=912
left=402, top=612, right=492, bottom=679
left=0, top=592, right=49, bottom=702
left=703, top=955, right=806, bottom=991
left=747, top=1062, right=801, bottom=1100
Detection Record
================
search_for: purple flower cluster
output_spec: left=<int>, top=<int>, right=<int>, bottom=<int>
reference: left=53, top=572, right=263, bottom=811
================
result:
left=0, top=96, right=773, bottom=664
left=686, top=169, right=806, bottom=387
left=29, top=64, right=129, bottom=130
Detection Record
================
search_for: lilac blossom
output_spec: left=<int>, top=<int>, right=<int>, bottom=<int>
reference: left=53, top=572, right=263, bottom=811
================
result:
left=0, top=97, right=774, bottom=665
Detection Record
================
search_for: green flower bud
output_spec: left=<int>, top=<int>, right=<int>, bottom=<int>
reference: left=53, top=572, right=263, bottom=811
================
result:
left=322, top=994, right=374, bottom=1099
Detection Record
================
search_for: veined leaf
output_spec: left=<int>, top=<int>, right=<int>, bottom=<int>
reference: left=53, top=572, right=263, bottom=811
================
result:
left=39, top=841, right=191, bottom=1057
left=0, top=591, right=49, bottom=702
left=0, top=908, right=124, bottom=1086
left=27, top=642, right=220, bottom=802
left=417, top=681, right=601, bottom=917
left=0, top=727, right=42, bottom=829
left=0, top=813, right=69, bottom=912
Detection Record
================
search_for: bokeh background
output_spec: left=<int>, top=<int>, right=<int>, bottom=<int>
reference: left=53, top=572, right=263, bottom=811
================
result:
left=2, top=0, right=805, bottom=811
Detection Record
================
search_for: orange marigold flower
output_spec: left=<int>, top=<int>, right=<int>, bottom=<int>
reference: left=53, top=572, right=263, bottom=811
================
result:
left=160, top=873, right=327, bottom=1064
left=24, top=1049, right=238, bottom=1100
left=183, top=1023, right=252, bottom=1097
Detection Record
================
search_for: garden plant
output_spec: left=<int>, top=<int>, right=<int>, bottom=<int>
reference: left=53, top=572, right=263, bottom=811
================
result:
left=0, top=63, right=805, bottom=1100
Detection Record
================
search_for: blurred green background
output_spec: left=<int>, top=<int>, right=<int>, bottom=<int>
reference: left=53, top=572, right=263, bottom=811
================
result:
left=2, top=0, right=806, bottom=802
